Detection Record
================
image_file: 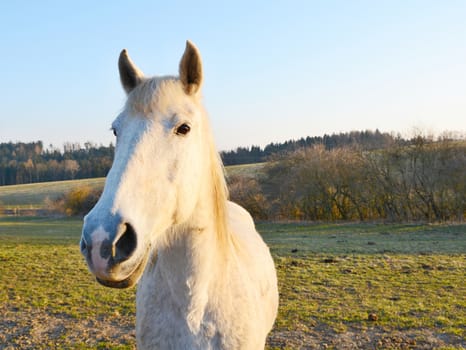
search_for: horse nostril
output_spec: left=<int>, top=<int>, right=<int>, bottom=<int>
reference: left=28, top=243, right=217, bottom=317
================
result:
left=113, top=223, right=137, bottom=263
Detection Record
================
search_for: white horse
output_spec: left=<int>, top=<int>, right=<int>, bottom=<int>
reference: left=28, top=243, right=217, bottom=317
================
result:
left=80, top=41, right=278, bottom=349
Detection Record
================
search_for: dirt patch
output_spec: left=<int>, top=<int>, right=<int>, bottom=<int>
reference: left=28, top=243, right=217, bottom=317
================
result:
left=0, top=307, right=135, bottom=349
left=0, top=307, right=464, bottom=349
left=267, top=325, right=466, bottom=349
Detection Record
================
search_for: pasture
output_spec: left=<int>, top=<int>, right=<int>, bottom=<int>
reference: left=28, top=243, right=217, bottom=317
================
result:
left=0, top=217, right=464, bottom=349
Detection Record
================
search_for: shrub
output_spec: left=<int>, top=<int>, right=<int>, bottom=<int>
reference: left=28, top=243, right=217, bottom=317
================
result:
left=64, top=186, right=102, bottom=216
left=228, top=174, right=269, bottom=220
left=45, top=186, right=102, bottom=217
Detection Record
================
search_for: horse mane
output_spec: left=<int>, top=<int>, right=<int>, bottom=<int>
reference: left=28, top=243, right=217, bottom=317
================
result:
left=125, top=76, right=233, bottom=251
left=206, top=124, right=232, bottom=251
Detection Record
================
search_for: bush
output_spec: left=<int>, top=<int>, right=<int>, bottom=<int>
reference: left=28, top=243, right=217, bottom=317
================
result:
left=260, top=139, right=466, bottom=222
left=64, top=186, right=102, bottom=216
left=46, top=186, right=102, bottom=217
left=228, top=174, right=269, bottom=220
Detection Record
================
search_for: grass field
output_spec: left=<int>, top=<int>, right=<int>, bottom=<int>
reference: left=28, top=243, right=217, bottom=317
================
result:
left=0, top=217, right=465, bottom=349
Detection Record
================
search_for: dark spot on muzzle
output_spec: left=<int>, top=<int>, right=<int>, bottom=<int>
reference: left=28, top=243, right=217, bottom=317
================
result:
left=99, top=238, right=113, bottom=259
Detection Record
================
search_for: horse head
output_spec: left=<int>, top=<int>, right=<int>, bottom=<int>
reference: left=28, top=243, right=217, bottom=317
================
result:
left=80, top=41, right=216, bottom=288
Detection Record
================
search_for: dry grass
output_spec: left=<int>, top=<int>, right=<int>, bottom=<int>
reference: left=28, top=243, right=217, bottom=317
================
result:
left=0, top=178, right=105, bottom=209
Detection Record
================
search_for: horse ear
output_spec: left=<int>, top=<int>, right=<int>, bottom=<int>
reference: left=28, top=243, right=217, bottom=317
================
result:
left=118, top=49, right=144, bottom=94
left=179, top=41, right=203, bottom=95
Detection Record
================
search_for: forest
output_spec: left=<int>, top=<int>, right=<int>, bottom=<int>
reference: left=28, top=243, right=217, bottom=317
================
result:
left=0, top=142, right=114, bottom=186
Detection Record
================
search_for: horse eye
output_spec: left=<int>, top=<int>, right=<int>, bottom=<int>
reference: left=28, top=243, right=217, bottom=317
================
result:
left=175, top=123, right=191, bottom=136
left=112, top=128, right=117, bottom=137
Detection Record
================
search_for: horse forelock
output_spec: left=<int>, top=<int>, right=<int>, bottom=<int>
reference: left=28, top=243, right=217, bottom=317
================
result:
left=126, top=76, right=179, bottom=116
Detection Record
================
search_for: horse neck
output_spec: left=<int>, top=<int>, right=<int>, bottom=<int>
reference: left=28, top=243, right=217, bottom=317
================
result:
left=153, top=184, right=230, bottom=331
left=155, top=145, right=231, bottom=297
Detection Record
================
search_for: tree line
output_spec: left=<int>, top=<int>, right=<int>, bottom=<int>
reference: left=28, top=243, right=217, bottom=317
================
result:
left=228, top=136, right=466, bottom=222
left=220, top=129, right=399, bottom=165
left=0, top=141, right=114, bottom=185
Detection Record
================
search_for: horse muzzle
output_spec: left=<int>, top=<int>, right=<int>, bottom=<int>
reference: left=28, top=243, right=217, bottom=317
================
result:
left=81, top=215, right=149, bottom=288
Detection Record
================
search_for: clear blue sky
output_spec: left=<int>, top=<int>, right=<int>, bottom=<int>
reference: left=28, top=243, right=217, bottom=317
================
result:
left=1, top=1, right=465, bottom=151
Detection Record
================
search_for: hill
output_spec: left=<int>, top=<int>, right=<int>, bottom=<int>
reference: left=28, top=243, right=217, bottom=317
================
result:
left=0, top=164, right=264, bottom=212
left=0, top=178, right=105, bottom=211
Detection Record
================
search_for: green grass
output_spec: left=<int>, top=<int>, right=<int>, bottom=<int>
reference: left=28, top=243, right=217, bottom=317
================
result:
left=0, top=218, right=465, bottom=348
left=0, top=217, right=135, bottom=348
left=274, top=254, right=465, bottom=332
left=258, top=222, right=465, bottom=346
left=224, top=162, right=265, bottom=178
left=257, top=221, right=466, bottom=255
left=0, top=217, right=133, bottom=314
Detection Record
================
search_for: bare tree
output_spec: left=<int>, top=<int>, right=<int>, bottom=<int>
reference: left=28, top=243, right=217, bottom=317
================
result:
left=64, top=159, right=80, bottom=180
